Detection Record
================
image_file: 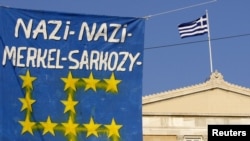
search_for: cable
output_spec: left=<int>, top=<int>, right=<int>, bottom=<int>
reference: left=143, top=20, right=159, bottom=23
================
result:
left=143, top=0, right=217, bottom=19
left=144, top=33, right=250, bottom=50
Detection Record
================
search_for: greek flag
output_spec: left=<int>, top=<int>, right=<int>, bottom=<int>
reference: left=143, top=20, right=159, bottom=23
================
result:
left=178, top=14, right=208, bottom=38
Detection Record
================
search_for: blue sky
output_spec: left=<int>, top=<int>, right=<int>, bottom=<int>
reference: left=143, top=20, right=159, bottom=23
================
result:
left=1, top=0, right=250, bottom=96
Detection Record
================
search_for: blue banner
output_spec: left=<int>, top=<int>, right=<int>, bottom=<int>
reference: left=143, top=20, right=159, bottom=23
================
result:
left=0, top=7, right=145, bottom=141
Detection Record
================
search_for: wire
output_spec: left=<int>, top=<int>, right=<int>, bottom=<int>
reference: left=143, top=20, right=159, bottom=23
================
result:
left=144, top=33, right=250, bottom=50
left=143, top=0, right=217, bottom=19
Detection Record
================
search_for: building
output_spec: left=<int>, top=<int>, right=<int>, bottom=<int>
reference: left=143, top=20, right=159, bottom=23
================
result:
left=142, top=71, right=250, bottom=141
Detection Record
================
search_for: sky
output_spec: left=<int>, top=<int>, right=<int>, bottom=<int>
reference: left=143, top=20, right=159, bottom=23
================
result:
left=1, top=0, right=250, bottom=96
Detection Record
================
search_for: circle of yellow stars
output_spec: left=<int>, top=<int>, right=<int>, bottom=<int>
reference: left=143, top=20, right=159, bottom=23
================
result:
left=18, top=70, right=123, bottom=141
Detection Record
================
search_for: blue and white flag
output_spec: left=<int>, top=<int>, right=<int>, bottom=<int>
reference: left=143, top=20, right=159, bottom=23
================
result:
left=178, top=14, right=208, bottom=38
left=0, top=6, right=145, bottom=141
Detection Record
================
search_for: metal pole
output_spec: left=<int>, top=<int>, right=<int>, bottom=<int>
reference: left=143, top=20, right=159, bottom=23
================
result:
left=206, top=10, right=213, bottom=73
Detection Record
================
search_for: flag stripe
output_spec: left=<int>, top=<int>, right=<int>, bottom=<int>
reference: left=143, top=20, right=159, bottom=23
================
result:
left=179, top=25, right=208, bottom=34
left=178, top=21, right=198, bottom=30
left=180, top=29, right=208, bottom=38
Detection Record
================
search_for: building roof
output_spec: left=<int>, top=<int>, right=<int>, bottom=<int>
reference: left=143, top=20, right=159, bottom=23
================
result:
left=142, top=71, right=250, bottom=117
left=143, top=70, right=250, bottom=105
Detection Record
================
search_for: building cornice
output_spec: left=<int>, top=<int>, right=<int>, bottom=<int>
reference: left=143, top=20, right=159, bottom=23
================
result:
left=143, top=112, right=250, bottom=117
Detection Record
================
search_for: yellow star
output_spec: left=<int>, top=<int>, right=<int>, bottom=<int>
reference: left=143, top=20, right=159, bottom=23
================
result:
left=19, top=92, right=36, bottom=112
left=19, top=70, right=37, bottom=89
left=40, top=116, right=58, bottom=136
left=61, top=71, right=79, bottom=91
left=104, top=73, right=121, bottom=93
left=83, top=117, right=101, bottom=137
left=62, top=117, right=79, bottom=136
left=82, top=72, right=100, bottom=92
left=61, top=95, right=78, bottom=113
left=104, top=118, right=122, bottom=138
left=19, top=116, right=36, bottom=135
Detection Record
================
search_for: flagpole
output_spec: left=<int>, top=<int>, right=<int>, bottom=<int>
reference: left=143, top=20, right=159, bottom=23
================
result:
left=206, top=10, right=213, bottom=73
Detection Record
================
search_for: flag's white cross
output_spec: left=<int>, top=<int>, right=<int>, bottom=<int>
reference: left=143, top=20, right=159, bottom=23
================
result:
left=197, top=16, right=206, bottom=28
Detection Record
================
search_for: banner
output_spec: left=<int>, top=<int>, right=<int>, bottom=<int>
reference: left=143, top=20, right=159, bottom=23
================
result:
left=0, top=7, right=145, bottom=141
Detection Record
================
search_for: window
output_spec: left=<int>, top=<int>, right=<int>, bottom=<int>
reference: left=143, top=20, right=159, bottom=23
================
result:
left=184, top=136, right=203, bottom=141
